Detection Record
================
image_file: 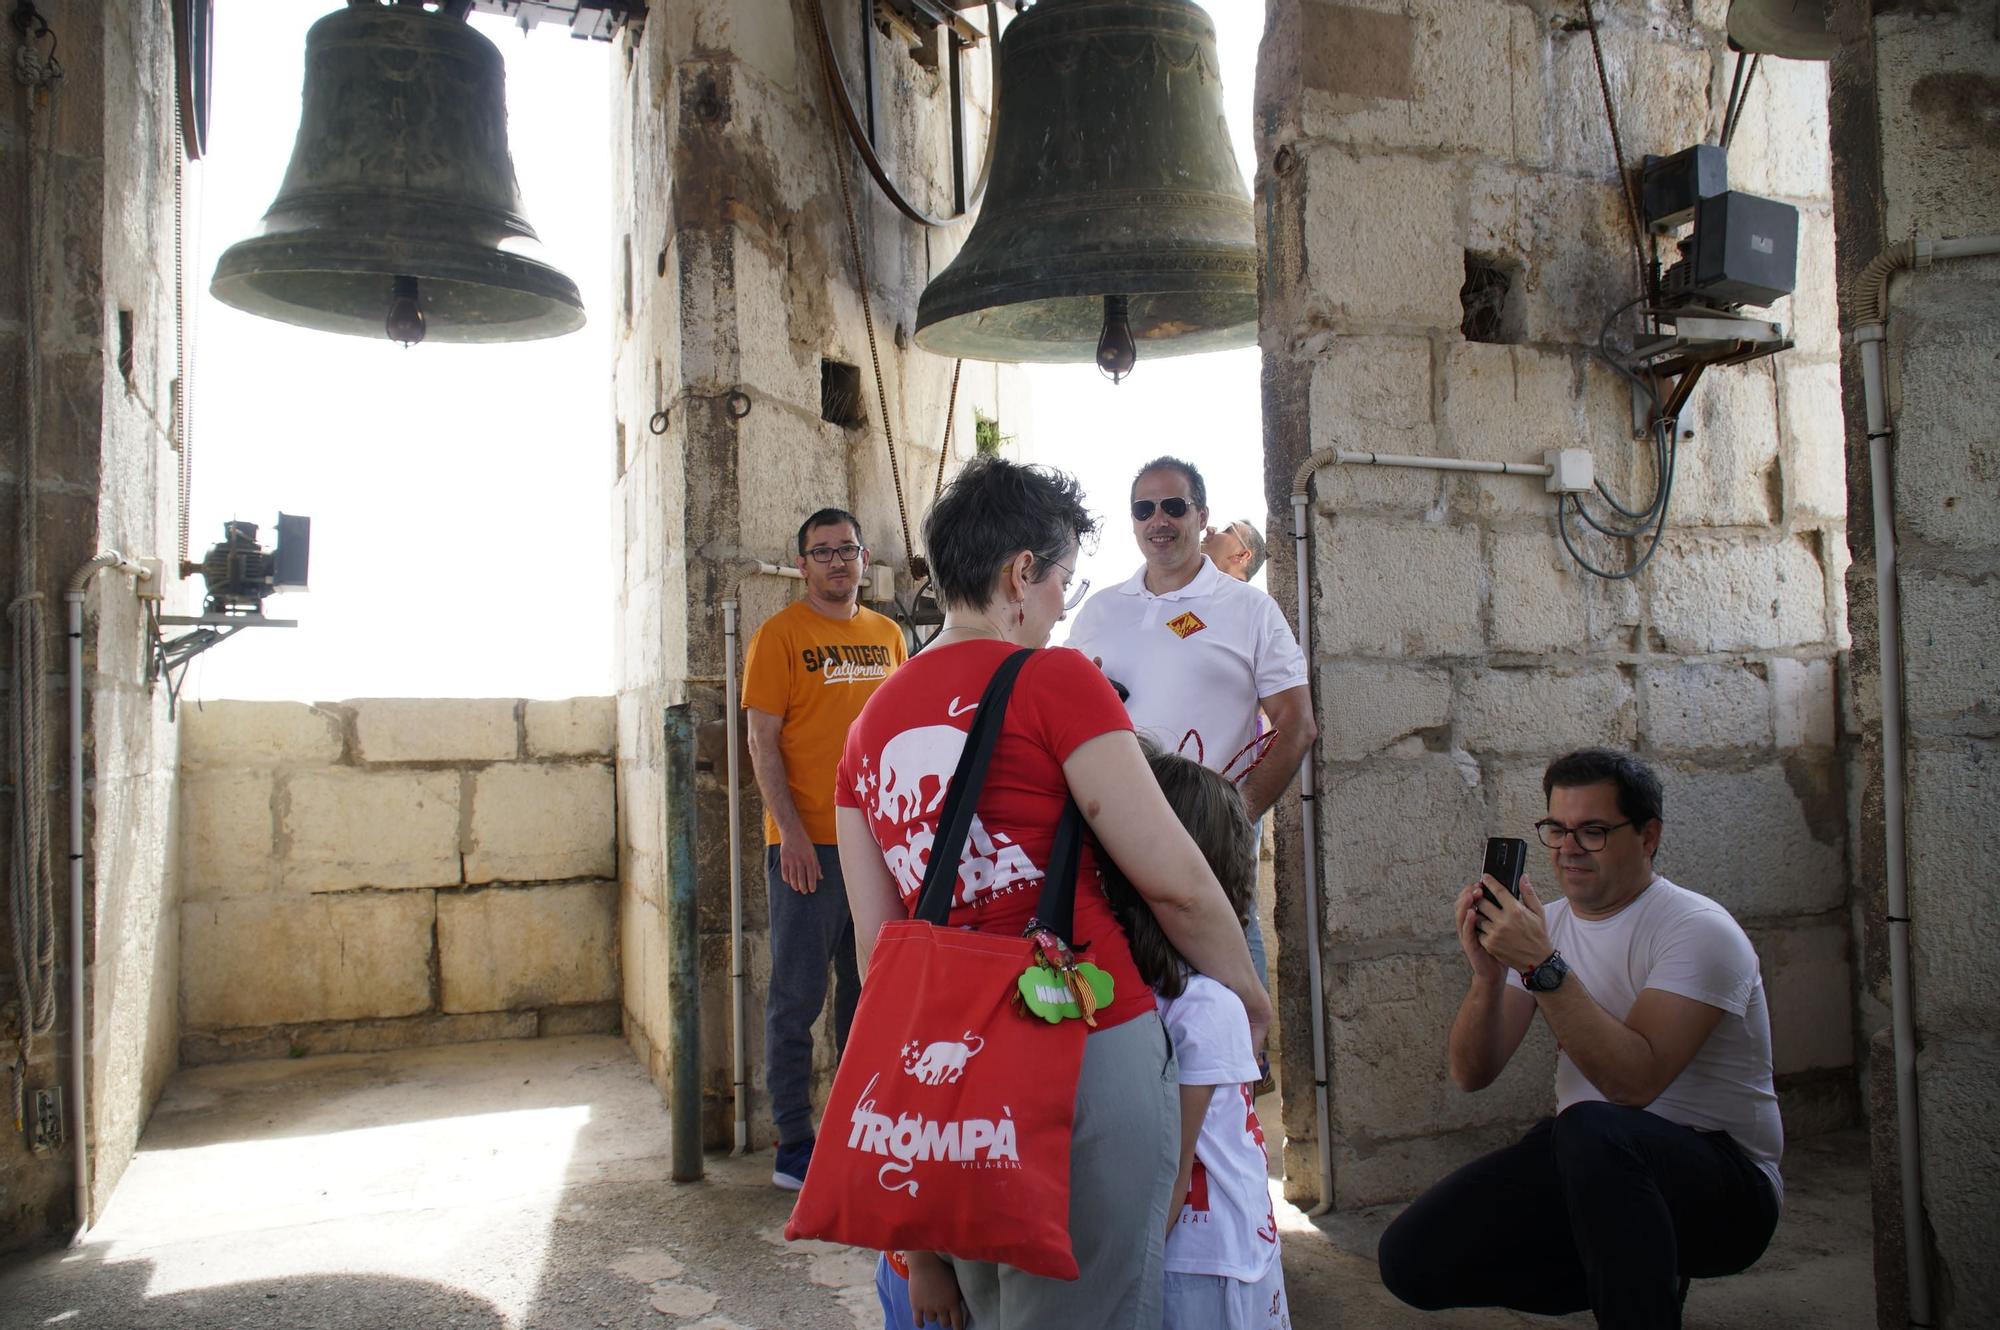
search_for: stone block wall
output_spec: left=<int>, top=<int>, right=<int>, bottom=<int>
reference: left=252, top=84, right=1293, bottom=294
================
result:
left=610, top=0, right=1023, bottom=1145
left=177, top=699, right=620, bottom=1064
left=2, top=0, right=183, bottom=1252
left=1828, top=3, right=2000, bottom=1324
left=1257, top=0, right=1853, bottom=1209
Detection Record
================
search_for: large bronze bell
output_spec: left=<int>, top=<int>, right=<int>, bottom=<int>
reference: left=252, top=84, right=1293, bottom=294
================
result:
left=211, top=2, right=584, bottom=345
left=914, top=0, right=1256, bottom=373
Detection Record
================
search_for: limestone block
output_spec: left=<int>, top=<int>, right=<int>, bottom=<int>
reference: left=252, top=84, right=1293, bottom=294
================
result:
left=283, top=769, right=462, bottom=892
left=1649, top=535, right=1827, bottom=653
left=737, top=407, right=850, bottom=557
left=1913, top=1036, right=2000, bottom=1322
left=1440, top=344, right=1583, bottom=520
left=179, top=769, right=277, bottom=899
left=1320, top=753, right=1486, bottom=944
left=620, top=887, right=645, bottom=1032
left=1653, top=760, right=1844, bottom=922
left=181, top=892, right=435, bottom=1029
left=1877, top=9, right=2000, bottom=237
left=1766, top=205, right=1840, bottom=363
left=179, top=701, right=344, bottom=768
left=1316, top=661, right=1452, bottom=760
left=1300, top=0, right=1543, bottom=165
left=1780, top=359, right=1846, bottom=522
left=1893, top=269, right=2000, bottom=552
left=438, top=881, right=619, bottom=1013
left=1900, top=578, right=2000, bottom=737
left=1301, top=149, right=1462, bottom=329
left=1641, top=663, right=1772, bottom=752
left=1305, top=336, right=1438, bottom=512
left=1331, top=1121, right=1535, bottom=1211
left=1467, top=165, right=1641, bottom=351
left=350, top=698, right=518, bottom=763
left=1328, top=952, right=1557, bottom=1143
left=467, top=763, right=617, bottom=884
left=1749, top=922, right=1854, bottom=1077
left=1488, top=531, right=1640, bottom=657
left=1770, top=657, right=1837, bottom=750
left=1316, top=517, right=1483, bottom=657
left=1459, top=667, right=1635, bottom=756
left=1725, top=58, right=1831, bottom=202
left=524, top=697, right=616, bottom=758
left=1550, top=26, right=1710, bottom=183
left=1672, top=364, right=1780, bottom=527
left=1908, top=743, right=2000, bottom=1035
left=732, top=228, right=818, bottom=418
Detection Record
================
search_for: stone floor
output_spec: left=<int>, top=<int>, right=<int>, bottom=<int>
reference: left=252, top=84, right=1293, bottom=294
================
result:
left=0, top=1036, right=1875, bottom=1329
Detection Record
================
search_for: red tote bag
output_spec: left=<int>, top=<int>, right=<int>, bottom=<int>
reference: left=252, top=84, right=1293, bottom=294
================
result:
left=786, top=649, right=1092, bottom=1279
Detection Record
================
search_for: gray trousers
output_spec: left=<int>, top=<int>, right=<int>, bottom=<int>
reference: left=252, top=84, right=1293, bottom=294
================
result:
left=764, top=843, right=859, bottom=1146
left=948, top=1011, right=1179, bottom=1330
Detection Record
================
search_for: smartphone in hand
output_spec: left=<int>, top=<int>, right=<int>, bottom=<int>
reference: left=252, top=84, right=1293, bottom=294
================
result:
left=1481, top=836, right=1528, bottom=907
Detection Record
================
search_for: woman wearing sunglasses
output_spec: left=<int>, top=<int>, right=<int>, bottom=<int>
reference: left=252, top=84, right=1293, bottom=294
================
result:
left=833, top=455, right=1268, bottom=1330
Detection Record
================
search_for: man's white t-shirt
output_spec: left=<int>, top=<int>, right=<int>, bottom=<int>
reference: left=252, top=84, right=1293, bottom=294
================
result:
left=1509, top=875, right=1785, bottom=1203
left=1156, top=975, right=1281, bottom=1282
left=1065, top=557, right=1308, bottom=777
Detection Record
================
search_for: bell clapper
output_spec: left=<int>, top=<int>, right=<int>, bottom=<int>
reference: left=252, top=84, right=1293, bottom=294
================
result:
left=386, top=275, right=426, bottom=347
left=1096, top=293, right=1136, bottom=383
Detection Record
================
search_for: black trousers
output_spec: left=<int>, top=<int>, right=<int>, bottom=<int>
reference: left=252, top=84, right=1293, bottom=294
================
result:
left=1377, top=1101, right=1780, bottom=1329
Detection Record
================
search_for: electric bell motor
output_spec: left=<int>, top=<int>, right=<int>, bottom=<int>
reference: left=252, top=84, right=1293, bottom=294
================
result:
left=193, top=514, right=311, bottom=616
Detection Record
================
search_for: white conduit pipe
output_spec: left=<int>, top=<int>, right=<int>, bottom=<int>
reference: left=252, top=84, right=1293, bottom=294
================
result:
left=1849, top=231, right=2000, bottom=1330
left=722, top=596, right=749, bottom=1155
left=63, top=551, right=150, bottom=1241
left=1290, top=449, right=1342, bottom=1217
left=1329, top=450, right=1553, bottom=478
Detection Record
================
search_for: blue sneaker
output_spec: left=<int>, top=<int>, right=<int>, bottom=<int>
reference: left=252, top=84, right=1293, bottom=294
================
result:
left=772, top=1136, right=814, bottom=1191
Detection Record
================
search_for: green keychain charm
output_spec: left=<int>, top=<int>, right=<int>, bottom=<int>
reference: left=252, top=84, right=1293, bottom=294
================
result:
left=1017, top=962, right=1114, bottom=1024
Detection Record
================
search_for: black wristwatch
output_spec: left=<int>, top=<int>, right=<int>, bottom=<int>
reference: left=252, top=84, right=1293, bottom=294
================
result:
left=1522, top=950, right=1570, bottom=993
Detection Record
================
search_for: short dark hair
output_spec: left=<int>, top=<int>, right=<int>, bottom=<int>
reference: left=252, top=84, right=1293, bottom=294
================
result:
left=1130, top=455, right=1207, bottom=510
left=1233, top=521, right=1267, bottom=579
left=797, top=508, right=863, bottom=557
left=1542, top=748, right=1664, bottom=828
left=921, top=455, right=1097, bottom=611
left=1104, top=744, right=1256, bottom=999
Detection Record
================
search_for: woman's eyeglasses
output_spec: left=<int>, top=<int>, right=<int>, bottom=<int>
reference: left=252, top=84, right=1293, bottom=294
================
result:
left=1131, top=497, right=1194, bottom=522
left=1042, top=555, right=1090, bottom=610
left=805, top=543, right=865, bottom=564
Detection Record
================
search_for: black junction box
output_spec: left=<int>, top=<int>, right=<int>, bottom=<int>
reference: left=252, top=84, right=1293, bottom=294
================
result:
left=1687, top=192, right=1799, bottom=307
left=1640, top=144, right=1729, bottom=230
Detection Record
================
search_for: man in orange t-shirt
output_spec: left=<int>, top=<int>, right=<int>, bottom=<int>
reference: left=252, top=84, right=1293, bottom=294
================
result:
left=742, top=506, right=906, bottom=1190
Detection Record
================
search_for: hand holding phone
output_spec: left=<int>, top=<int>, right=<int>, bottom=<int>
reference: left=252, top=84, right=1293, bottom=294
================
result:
left=1481, top=836, right=1528, bottom=908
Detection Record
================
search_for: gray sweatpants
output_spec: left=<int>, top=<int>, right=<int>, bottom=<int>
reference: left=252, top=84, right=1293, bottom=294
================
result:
left=764, top=844, right=859, bottom=1146
left=948, top=1011, right=1179, bottom=1330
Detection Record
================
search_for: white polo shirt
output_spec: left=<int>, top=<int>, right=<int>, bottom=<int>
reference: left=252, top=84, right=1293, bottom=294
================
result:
left=1064, top=556, right=1308, bottom=776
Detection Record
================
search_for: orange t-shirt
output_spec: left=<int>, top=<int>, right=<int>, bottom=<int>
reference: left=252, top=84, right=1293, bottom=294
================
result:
left=741, top=598, right=906, bottom=845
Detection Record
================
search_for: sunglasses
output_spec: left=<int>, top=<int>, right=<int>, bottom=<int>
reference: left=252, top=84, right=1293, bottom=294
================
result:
left=1131, top=497, right=1195, bottom=522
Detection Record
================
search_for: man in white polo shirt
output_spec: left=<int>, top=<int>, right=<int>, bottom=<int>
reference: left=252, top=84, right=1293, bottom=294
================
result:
left=1066, top=456, right=1316, bottom=985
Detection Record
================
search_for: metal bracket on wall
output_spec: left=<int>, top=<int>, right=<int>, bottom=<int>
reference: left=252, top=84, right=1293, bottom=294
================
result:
left=147, top=608, right=297, bottom=720
left=1618, top=306, right=1792, bottom=440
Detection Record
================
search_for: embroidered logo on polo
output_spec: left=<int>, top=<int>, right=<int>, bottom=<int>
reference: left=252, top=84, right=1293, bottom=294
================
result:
left=1165, top=611, right=1207, bottom=639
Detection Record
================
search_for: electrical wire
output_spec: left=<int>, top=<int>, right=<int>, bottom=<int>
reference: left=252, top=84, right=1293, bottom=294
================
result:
left=1721, top=54, right=1761, bottom=151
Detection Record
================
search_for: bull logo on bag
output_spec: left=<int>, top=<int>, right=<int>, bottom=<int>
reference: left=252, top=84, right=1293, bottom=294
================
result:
left=902, top=1033, right=985, bottom=1085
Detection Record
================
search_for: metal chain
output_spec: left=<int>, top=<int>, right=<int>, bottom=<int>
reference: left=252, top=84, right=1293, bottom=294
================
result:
left=933, top=356, right=963, bottom=501
left=1581, top=0, right=1650, bottom=305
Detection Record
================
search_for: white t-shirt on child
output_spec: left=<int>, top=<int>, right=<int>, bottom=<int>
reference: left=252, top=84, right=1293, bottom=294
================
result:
left=1156, top=975, right=1280, bottom=1283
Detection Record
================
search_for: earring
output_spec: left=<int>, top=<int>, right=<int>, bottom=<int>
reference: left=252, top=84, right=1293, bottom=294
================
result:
left=1015, top=603, right=1026, bottom=628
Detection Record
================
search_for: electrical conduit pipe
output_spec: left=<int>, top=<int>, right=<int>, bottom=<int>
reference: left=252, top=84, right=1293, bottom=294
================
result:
left=722, top=596, right=749, bottom=1155
left=664, top=703, right=704, bottom=1181
left=1848, top=231, right=2000, bottom=1330
left=1289, top=450, right=1342, bottom=1217
left=63, top=551, right=151, bottom=1239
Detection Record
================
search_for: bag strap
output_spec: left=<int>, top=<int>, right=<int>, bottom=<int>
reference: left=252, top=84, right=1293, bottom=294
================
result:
left=912, top=648, right=1036, bottom=926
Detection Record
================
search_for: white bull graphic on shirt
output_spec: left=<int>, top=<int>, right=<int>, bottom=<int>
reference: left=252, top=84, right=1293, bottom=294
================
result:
left=902, top=1033, right=985, bottom=1085
left=873, top=724, right=968, bottom=823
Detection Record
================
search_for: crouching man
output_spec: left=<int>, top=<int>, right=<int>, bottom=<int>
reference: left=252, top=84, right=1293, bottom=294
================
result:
left=1378, top=748, right=1782, bottom=1329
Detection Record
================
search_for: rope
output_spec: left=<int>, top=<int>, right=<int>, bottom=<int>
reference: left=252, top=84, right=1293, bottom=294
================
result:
left=933, top=357, right=963, bottom=502
left=173, top=107, right=191, bottom=567
left=1581, top=0, right=1650, bottom=305
left=7, top=28, right=61, bottom=1138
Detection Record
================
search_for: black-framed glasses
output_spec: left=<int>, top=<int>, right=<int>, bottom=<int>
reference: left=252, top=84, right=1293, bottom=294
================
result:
left=1131, top=497, right=1194, bottom=522
left=805, top=543, right=864, bottom=564
left=1534, top=819, right=1635, bottom=851
left=1041, top=554, right=1090, bottom=611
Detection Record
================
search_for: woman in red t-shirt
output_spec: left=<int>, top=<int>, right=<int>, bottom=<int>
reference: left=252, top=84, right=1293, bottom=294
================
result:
left=835, top=455, right=1270, bottom=1330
